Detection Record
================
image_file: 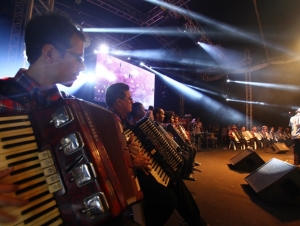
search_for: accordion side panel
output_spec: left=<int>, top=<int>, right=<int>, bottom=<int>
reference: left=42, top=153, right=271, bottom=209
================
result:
left=30, top=99, right=124, bottom=225
left=77, top=100, right=143, bottom=205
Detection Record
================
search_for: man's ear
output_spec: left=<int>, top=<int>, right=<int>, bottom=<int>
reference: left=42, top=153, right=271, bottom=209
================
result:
left=42, top=44, right=55, bottom=63
left=116, top=98, right=122, bottom=107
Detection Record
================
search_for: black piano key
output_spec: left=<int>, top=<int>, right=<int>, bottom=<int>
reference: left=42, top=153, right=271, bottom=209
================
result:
left=3, top=139, right=36, bottom=149
left=6, top=149, right=39, bottom=160
left=157, top=168, right=163, bottom=178
left=11, top=163, right=41, bottom=176
left=16, top=181, right=46, bottom=195
left=0, top=125, right=31, bottom=132
left=22, top=197, right=55, bottom=215
left=41, top=215, right=63, bottom=226
left=8, top=156, right=39, bottom=167
left=0, top=118, right=29, bottom=125
left=1, top=133, right=35, bottom=142
left=14, top=173, right=44, bottom=185
left=23, top=205, right=58, bottom=224
left=28, top=190, right=50, bottom=202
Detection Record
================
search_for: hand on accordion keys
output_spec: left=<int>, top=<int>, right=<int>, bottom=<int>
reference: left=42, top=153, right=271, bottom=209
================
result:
left=0, top=167, right=29, bottom=223
left=127, top=134, right=152, bottom=175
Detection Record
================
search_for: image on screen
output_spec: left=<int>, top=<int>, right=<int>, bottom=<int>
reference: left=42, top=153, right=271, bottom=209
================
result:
left=94, top=53, right=155, bottom=107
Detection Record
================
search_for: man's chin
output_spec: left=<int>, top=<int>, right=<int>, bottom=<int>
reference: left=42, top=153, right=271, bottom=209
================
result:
left=61, top=79, right=76, bottom=87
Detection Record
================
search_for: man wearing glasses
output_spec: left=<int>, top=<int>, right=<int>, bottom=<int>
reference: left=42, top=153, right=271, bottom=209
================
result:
left=0, top=12, right=88, bottom=223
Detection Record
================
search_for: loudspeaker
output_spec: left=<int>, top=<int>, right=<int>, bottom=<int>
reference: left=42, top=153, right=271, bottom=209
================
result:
left=265, top=142, right=289, bottom=154
left=245, top=158, right=300, bottom=205
left=229, top=149, right=265, bottom=171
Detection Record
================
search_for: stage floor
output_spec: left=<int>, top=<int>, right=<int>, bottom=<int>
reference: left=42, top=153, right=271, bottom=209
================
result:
left=165, top=145, right=300, bottom=226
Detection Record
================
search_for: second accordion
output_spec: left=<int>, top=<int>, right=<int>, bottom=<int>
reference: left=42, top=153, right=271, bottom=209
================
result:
left=124, top=117, right=183, bottom=187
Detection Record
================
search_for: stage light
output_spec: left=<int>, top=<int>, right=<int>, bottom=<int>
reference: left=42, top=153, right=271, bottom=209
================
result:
left=99, top=44, right=109, bottom=54
left=227, top=79, right=230, bottom=82
left=128, top=57, right=131, bottom=60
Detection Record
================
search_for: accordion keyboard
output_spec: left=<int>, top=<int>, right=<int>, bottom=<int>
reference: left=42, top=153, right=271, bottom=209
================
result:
left=124, top=129, right=170, bottom=187
left=0, top=115, right=63, bottom=226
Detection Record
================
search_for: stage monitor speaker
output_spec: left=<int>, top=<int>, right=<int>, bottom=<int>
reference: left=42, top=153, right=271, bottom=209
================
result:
left=265, top=142, right=289, bottom=154
left=245, top=158, right=300, bottom=205
left=229, top=149, right=265, bottom=171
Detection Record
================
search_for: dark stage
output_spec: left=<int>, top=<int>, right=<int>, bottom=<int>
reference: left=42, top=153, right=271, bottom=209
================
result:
left=165, top=145, right=300, bottom=226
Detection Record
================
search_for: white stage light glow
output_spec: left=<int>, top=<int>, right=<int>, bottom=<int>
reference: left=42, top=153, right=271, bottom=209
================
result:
left=99, top=44, right=109, bottom=54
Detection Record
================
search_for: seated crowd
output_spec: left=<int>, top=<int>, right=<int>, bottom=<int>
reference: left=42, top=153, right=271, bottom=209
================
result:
left=227, top=124, right=294, bottom=150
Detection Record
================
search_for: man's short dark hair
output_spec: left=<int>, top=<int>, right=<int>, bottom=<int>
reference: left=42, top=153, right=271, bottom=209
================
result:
left=131, top=102, right=143, bottom=118
left=153, top=107, right=163, bottom=118
left=25, top=12, right=89, bottom=64
left=163, top=111, right=174, bottom=123
left=105, top=83, right=130, bottom=107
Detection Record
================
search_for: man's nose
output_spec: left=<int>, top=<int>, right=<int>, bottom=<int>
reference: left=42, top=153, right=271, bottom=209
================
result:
left=78, top=62, right=86, bottom=72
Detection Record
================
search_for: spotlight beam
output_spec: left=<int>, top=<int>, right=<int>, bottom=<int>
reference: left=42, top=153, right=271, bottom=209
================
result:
left=83, top=27, right=190, bottom=36
left=111, top=49, right=217, bottom=68
left=145, top=0, right=298, bottom=56
left=144, top=65, right=245, bottom=122
left=231, top=80, right=300, bottom=91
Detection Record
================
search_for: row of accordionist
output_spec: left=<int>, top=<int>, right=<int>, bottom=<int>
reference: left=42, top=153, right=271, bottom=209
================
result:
left=129, top=105, right=201, bottom=182
left=228, top=125, right=294, bottom=150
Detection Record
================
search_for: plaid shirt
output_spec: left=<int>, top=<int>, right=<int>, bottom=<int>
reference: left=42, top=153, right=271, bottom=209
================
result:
left=0, top=68, right=63, bottom=113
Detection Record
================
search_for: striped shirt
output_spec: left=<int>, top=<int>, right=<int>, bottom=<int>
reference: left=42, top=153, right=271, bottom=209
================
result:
left=0, top=68, right=63, bottom=113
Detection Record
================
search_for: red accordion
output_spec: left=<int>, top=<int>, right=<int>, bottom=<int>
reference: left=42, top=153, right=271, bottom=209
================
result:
left=0, top=98, right=142, bottom=225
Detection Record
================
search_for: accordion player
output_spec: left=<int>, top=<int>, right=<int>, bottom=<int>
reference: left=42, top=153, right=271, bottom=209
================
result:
left=124, top=117, right=183, bottom=187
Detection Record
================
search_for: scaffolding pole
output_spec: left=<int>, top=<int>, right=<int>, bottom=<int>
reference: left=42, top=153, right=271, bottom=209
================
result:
left=244, top=49, right=253, bottom=130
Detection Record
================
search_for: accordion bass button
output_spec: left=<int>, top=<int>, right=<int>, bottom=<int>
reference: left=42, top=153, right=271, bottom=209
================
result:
left=81, top=192, right=109, bottom=218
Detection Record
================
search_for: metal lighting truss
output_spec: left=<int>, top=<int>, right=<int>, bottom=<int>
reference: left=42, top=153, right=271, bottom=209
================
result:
left=86, top=0, right=185, bottom=56
left=7, top=0, right=25, bottom=69
left=244, top=49, right=253, bottom=130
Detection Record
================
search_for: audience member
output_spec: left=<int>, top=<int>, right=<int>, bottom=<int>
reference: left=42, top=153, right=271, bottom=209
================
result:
left=261, top=125, right=271, bottom=149
left=250, top=126, right=263, bottom=149
left=228, top=125, right=246, bottom=149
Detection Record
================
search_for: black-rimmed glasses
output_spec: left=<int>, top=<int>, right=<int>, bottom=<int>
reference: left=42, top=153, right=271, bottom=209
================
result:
left=122, top=97, right=133, bottom=102
left=55, top=46, right=84, bottom=63
left=65, top=50, right=85, bottom=63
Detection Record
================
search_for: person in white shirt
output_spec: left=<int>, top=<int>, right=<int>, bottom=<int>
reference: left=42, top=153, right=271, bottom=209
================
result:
left=289, top=108, right=300, bottom=165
